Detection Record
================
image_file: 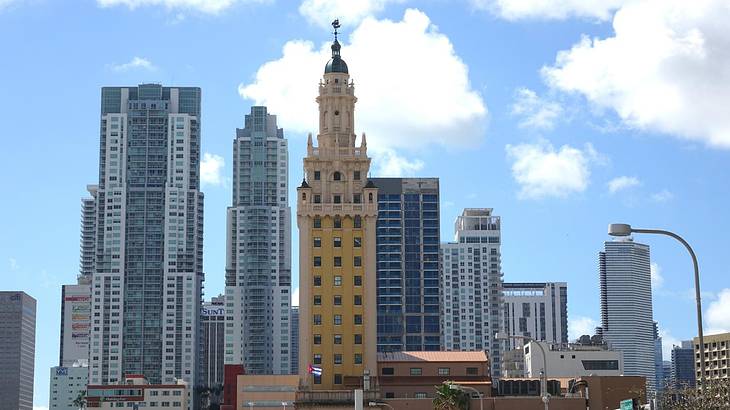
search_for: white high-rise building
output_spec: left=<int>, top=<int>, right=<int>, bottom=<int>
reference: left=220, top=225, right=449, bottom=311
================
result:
left=87, top=85, right=204, bottom=408
left=49, top=363, right=88, bottom=410
left=503, top=282, right=568, bottom=350
left=599, top=238, right=655, bottom=393
left=441, top=208, right=505, bottom=377
left=225, top=106, right=291, bottom=375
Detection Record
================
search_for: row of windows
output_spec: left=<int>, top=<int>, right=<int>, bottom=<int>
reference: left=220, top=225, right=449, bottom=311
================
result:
left=313, top=314, right=363, bottom=325
left=313, top=295, right=362, bottom=305
left=313, top=170, right=361, bottom=181
left=313, top=333, right=363, bottom=344
left=313, top=215, right=361, bottom=229
left=313, top=256, right=361, bottom=267
left=381, top=367, right=479, bottom=376
left=314, top=275, right=362, bottom=287
left=312, top=353, right=362, bottom=365
left=314, top=236, right=361, bottom=248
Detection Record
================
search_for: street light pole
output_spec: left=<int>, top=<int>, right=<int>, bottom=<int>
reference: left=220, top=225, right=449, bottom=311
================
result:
left=495, top=332, right=549, bottom=410
left=608, top=224, right=706, bottom=387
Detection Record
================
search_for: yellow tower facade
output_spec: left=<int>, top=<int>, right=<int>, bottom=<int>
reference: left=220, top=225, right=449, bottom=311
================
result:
left=297, top=29, right=378, bottom=390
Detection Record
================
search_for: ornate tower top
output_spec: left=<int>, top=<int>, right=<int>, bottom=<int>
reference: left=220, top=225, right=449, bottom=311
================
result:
left=325, top=19, right=348, bottom=74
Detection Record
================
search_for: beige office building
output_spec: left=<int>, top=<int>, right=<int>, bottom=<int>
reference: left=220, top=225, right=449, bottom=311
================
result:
left=694, top=332, right=730, bottom=383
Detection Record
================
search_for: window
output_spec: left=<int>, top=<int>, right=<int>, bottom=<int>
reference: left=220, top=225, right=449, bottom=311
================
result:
left=354, top=216, right=362, bottom=228
left=353, top=194, right=361, bottom=203
left=438, top=368, right=450, bottom=376
left=334, top=216, right=342, bottom=228
left=334, top=276, right=342, bottom=286
left=314, top=256, right=321, bottom=267
left=334, top=195, right=341, bottom=204
left=333, top=237, right=341, bottom=247
left=314, top=194, right=321, bottom=204
left=354, top=295, right=362, bottom=305
left=314, top=334, right=321, bottom=345
left=354, top=334, right=362, bottom=344
left=314, top=276, right=322, bottom=286
left=334, top=172, right=341, bottom=181
left=314, top=295, right=321, bottom=305
left=334, top=295, right=342, bottom=305
left=355, top=353, right=362, bottom=364
left=382, top=367, right=394, bottom=375
left=334, top=354, right=343, bottom=364
left=314, top=374, right=321, bottom=384
left=313, top=354, right=322, bottom=364
left=334, top=374, right=343, bottom=385
left=354, top=237, right=362, bottom=247
left=385, top=392, right=395, bottom=399
left=313, top=314, right=322, bottom=325
left=354, top=171, right=361, bottom=180
left=410, top=368, right=422, bottom=376
left=354, top=256, right=362, bottom=267
left=314, top=217, right=321, bottom=228
left=582, top=360, right=620, bottom=370
left=354, top=314, right=362, bottom=325
left=314, top=171, right=321, bottom=180
left=313, top=237, right=321, bottom=247
left=415, top=393, right=427, bottom=399
left=466, top=367, right=478, bottom=375
left=334, top=257, right=342, bottom=267
left=334, top=334, right=342, bottom=344
left=354, top=276, right=362, bottom=286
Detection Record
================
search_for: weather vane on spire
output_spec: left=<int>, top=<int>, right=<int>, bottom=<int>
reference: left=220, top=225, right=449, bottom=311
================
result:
left=332, top=19, right=341, bottom=41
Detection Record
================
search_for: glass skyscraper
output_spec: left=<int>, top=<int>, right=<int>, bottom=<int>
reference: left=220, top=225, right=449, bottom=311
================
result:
left=371, top=178, right=440, bottom=352
left=87, top=85, right=204, bottom=403
left=225, top=106, right=291, bottom=375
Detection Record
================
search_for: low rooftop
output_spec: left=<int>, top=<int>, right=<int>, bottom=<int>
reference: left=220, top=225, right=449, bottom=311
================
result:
left=378, top=351, right=488, bottom=363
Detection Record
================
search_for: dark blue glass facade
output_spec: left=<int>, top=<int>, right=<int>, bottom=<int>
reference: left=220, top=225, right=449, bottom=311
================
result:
left=372, top=178, right=440, bottom=352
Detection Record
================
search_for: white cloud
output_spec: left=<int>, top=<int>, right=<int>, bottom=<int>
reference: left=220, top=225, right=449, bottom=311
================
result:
left=706, top=288, right=730, bottom=335
left=650, top=262, right=664, bottom=289
left=659, top=328, right=680, bottom=360
left=651, top=189, right=674, bottom=202
left=505, top=140, right=599, bottom=199
left=0, top=0, right=21, bottom=11
left=292, top=287, right=300, bottom=306
left=200, top=153, right=225, bottom=186
left=110, top=57, right=157, bottom=72
left=569, top=315, right=598, bottom=341
left=372, top=148, right=424, bottom=177
left=239, top=9, right=487, bottom=153
left=543, top=0, right=730, bottom=148
left=607, top=175, right=640, bottom=194
left=299, top=0, right=403, bottom=28
left=511, top=88, right=563, bottom=130
left=470, top=0, right=629, bottom=21
left=9, top=258, right=18, bottom=271
left=96, top=0, right=263, bottom=14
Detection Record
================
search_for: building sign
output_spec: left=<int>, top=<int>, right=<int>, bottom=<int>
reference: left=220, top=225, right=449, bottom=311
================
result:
left=201, top=306, right=225, bottom=317
left=62, top=285, right=91, bottom=365
left=56, top=367, right=68, bottom=376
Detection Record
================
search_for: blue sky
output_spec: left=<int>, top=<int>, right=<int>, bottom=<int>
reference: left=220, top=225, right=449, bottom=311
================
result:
left=1, top=0, right=730, bottom=407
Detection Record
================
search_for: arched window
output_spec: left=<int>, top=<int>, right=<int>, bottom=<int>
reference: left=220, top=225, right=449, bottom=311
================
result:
left=333, top=171, right=341, bottom=181
left=354, top=216, right=362, bottom=228
left=334, top=216, right=342, bottom=229
left=302, top=193, right=307, bottom=201
left=368, top=193, right=373, bottom=203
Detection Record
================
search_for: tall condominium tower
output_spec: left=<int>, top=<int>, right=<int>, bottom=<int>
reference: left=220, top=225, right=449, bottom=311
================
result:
left=0, top=291, right=36, bottom=410
left=291, top=306, right=299, bottom=375
left=296, top=30, right=378, bottom=390
left=59, top=276, right=92, bottom=367
left=670, top=341, right=695, bottom=389
left=441, top=208, right=505, bottom=377
left=503, top=282, right=568, bottom=350
left=599, top=238, right=655, bottom=393
left=654, top=322, right=664, bottom=392
left=201, top=296, right=225, bottom=389
left=224, top=106, right=291, bottom=375
left=371, top=177, right=440, bottom=352
left=87, top=84, right=204, bottom=400
left=80, top=185, right=98, bottom=277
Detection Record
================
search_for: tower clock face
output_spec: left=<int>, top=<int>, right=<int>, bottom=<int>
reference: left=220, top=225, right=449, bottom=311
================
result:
left=334, top=110, right=340, bottom=116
